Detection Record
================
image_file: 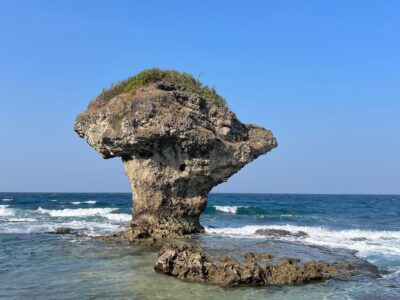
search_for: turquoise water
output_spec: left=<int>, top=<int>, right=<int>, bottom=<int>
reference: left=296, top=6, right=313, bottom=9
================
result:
left=0, top=193, right=399, bottom=299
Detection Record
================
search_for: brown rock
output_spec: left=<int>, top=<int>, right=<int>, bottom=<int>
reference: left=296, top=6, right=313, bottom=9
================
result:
left=154, top=243, right=353, bottom=287
left=244, top=252, right=274, bottom=263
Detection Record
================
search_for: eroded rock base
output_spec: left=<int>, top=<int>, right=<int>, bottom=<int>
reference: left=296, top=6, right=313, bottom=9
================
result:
left=130, top=216, right=204, bottom=240
left=154, top=243, right=355, bottom=287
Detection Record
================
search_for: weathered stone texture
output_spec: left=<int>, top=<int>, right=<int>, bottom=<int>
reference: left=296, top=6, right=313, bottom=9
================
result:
left=154, top=243, right=353, bottom=287
left=75, top=83, right=277, bottom=239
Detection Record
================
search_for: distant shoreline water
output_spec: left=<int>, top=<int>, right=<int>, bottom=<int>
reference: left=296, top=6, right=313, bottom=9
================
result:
left=1, top=193, right=399, bottom=299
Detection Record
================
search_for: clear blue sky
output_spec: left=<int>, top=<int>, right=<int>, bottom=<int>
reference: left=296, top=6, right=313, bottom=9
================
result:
left=0, top=1, right=399, bottom=194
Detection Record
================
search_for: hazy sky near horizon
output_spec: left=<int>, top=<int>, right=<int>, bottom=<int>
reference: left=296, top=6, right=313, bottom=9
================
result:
left=0, top=1, right=399, bottom=194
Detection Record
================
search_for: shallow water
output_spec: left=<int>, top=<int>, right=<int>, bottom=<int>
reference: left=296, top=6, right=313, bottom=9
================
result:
left=0, top=193, right=399, bottom=299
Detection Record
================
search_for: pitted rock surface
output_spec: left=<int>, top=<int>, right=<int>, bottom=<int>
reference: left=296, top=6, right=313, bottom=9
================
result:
left=74, top=73, right=277, bottom=239
left=154, top=243, right=353, bottom=287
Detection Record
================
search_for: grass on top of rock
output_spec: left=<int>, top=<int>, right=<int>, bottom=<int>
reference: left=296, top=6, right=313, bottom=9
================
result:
left=97, top=68, right=226, bottom=106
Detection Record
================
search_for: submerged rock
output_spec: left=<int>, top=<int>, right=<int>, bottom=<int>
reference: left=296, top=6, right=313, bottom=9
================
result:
left=351, top=237, right=367, bottom=242
left=74, top=69, right=277, bottom=239
left=254, top=229, right=309, bottom=238
left=154, top=243, right=353, bottom=287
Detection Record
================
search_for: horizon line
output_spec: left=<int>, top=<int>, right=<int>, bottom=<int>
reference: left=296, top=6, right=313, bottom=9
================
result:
left=0, top=191, right=399, bottom=196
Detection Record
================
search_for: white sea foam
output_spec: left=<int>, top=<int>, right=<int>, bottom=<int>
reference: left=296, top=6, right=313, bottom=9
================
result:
left=382, top=267, right=400, bottom=281
left=104, top=213, right=131, bottom=223
left=55, top=220, right=122, bottom=236
left=0, top=219, right=121, bottom=235
left=206, top=224, right=400, bottom=258
left=2, top=198, right=13, bottom=202
left=36, top=207, right=117, bottom=217
left=0, top=205, right=15, bottom=217
left=51, top=200, right=57, bottom=202
left=70, top=200, right=96, bottom=205
left=8, top=218, right=37, bottom=222
left=214, top=205, right=248, bottom=214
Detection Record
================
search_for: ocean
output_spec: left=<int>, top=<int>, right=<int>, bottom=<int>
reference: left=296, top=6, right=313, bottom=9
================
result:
left=0, top=193, right=399, bottom=299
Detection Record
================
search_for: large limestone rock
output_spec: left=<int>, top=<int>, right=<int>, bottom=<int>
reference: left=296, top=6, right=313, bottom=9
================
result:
left=74, top=69, right=277, bottom=239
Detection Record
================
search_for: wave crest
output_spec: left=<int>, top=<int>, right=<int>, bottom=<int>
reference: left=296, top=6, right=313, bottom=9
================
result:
left=36, top=207, right=117, bottom=217
left=206, top=224, right=400, bottom=257
left=104, top=213, right=131, bottom=223
left=0, top=205, right=15, bottom=217
left=214, top=205, right=249, bottom=214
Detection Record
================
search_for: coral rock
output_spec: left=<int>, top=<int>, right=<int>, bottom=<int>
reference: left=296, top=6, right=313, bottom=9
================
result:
left=74, top=69, right=277, bottom=239
left=154, top=243, right=352, bottom=287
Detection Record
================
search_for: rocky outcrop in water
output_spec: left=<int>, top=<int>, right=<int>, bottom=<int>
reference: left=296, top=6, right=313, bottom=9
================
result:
left=50, top=227, right=74, bottom=234
left=254, top=229, right=309, bottom=238
left=154, top=243, right=354, bottom=287
left=74, top=69, right=277, bottom=239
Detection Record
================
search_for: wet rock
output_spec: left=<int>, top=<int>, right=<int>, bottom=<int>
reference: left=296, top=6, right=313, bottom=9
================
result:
left=351, top=237, right=367, bottom=241
left=94, top=230, right=164, bottom=248
left=74, top=69, right=277, bottom=239
left=75, top=231, right=89, bottom=238
left=295, top=230, right=309, bottom=237
left=94, top=230, right=134, bottom=244
left=254, top=229, right=309, bottom=238
left=51, top=227, right=74, bottom=234
left=244, top=252, right=274, bottom=262
left=267, top=257, right=337, bottom=285
left=154, top=243, right=353, bottom=287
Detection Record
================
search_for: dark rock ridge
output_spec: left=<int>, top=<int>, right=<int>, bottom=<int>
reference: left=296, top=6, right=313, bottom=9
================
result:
left=154, top=243, right=354, bottom=287
left=50, top=227, right=74, bottom=234
left=74, top=69, right=277, bottom=239
left=254, top=228, right=309, bottom=238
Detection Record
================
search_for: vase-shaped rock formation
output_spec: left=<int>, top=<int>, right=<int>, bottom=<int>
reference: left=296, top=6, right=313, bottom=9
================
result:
left=74, top=69, right=277, bottom=239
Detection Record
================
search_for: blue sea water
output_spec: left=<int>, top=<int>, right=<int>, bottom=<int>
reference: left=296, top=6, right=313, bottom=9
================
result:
left=0, top=193, right=399, bottom=299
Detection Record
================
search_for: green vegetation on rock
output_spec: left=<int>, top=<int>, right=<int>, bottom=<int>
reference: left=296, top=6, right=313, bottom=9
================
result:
left=97, top=68, right=226, bottom=105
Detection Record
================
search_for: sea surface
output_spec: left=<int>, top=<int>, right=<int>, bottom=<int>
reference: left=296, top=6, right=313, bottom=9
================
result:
left=0, top=193, right=399, bottom=299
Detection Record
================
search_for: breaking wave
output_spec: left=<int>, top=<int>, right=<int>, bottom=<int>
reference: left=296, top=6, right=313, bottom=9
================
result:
left=8, top=218, right=37, bottom=222
left=1, top=219, right=121, bottom=236
left=36, top=207, right=118, bottom=217
left=214, top=205, right=249, bottom=214
left=104, top=213, right=131, bottom=222
left=70, top=200, right=96, bottom=205
left=0, top=205, right=15, bottom=217
left=205, top=224, right=400, bottom=258
left=0, top=206, right=127, bottom=235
